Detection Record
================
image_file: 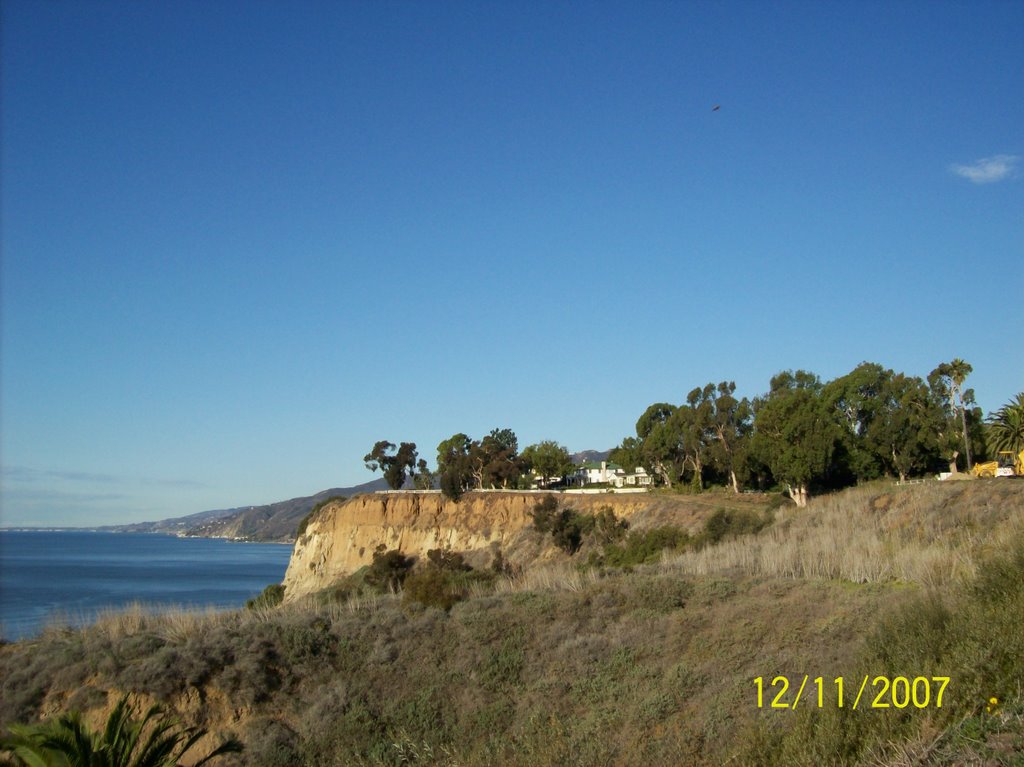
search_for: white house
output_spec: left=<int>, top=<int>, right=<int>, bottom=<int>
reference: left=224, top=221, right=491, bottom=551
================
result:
left=574, top=461, right=652, bottom=488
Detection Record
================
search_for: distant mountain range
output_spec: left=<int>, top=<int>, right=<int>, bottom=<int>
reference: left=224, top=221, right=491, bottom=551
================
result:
left=571, top=450, right=612, bottom=465
left=102, top=478, right=388, bottom=542
left=102, top=449, right=612, bottom=543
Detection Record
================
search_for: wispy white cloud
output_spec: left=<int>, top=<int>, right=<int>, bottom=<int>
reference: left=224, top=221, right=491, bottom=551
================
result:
left=2, top=487, right=128, bottom=504
left=2, top=465, right=208, bottom=489
left=141, top=477, right=210, bottom=489
left=1, top=465, right=211, bottom=526
left=950, top=154, right=1020, bottom=184
left=3, top=465, right=118, bottom=484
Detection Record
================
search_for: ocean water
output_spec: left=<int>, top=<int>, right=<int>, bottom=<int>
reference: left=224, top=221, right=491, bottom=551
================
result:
left=0, top=530, right=293, bottom=641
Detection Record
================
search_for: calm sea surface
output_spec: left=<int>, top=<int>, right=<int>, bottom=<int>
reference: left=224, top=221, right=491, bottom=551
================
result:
left=0, top=531, right=293, bottom=641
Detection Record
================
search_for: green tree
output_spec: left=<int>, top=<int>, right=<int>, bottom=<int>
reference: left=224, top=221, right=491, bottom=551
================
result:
left=987, top=393, right=1024, bottom=455
left=363, top=440, right=418, bottom=490
left=609, top=436, right=644, bottom=477
left=633, top=403, right=683, bottom=487
left=705, top=381, right=753, bottom=493
left=520, top=440, right=573, bottom=488
left=436, top=433, right=474, bottom=500
left=1, top=694, right=242, bottom=767
left=676, top=386, right=720, bottom=491
left=487, top=428, right=518, bottom=455
left=928, top=359, right=976, bottom=471
left=472, top=429, right=523, bottom=488
left=391, top=442, right=418, bottom=489
left=870, top=372, right=945, bottom=482
left=823, top=362, right=891, bottom=481
left=592, top=505, right=629, bottom=545
left=412, top=458, right=435, bottom=490
left=751, top=370, right=844, bottom=507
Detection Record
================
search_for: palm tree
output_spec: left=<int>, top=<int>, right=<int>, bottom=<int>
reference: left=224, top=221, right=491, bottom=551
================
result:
left=988, top=392, right=1024, bottom=455
left=1, top=694, right=242, bottom=767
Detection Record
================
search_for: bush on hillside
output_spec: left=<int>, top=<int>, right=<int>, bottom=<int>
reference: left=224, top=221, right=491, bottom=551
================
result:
left=599, top=526, right=691, bottom=568
left=366, top=547, right=415, bottom=592
left=0, top=693, right=242, bottom=767
left=551, top=509, right=589, bottom=554
left=530, top=495, right=559, bottom=533
left=592, top=505, right=629, bottom=545
left=426, top=548, right=470, bottom=572
left=698, top=508, right=769, bottom=547
left=532, top=498, right=629, bottom=555
left=246, top=584, right=285, bottom=611
left=402, top=568, right=466, bottom=611
left=404, top=549, right=496, bottom=611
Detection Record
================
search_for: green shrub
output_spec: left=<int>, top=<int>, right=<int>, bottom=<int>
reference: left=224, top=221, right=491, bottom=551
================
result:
left=366, top=547, right=415, bottom=591
left=698, top=508, right=768, bottom=547
left=402, top=569, right=465, bottom=612
left=426, top=548, right=470, bottom=572
left=403, top=561, right=495, bottom=611
left=530, top=495, right=559, bottom=533
left=479, top=632, right=525, bottom=692
left=314, top=567, right=375, bottom=605
left=535, top=500, right=630, bottom=556
left=0, top=693, right=242, bottom=767
left=592, top=506, right=629, bottom=545
left=600, top=526, right=690, bottom=567
left=243, top=718, right=300, bottom=767
left=246, top=583, right=285, bottom=610
left=551, top=509, right=589, bottom=554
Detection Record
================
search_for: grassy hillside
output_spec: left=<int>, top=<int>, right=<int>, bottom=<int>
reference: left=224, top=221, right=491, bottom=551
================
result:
left=2, top=481, right=1022, bottom=766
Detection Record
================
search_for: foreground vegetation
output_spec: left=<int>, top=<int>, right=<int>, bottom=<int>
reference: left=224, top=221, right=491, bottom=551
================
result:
left=3, top=481, right=1023, bottom=766
left=1, top=694, right=241, bottom=767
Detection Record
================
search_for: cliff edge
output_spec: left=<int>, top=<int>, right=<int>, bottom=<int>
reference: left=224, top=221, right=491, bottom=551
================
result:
left=281, top=491, right=688, bottom=600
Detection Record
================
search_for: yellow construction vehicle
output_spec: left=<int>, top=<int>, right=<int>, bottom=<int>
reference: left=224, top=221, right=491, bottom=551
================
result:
left=971, top=450, right=1024, bottom=478
left=1007, top=449, right=1024, bottom=476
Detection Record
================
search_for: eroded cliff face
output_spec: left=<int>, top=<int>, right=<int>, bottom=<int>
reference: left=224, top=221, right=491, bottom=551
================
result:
left=281, top=491, right=661, bottom=600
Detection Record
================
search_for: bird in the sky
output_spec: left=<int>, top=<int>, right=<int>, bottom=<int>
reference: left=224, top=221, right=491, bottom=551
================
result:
left=712, top=105, right=721, bottom=111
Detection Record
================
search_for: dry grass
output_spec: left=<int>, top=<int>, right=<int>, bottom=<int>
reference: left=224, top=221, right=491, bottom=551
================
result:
left=5, top=480, right=1022, bottom=767
left=41, top=599, right=332, bottom=648
left=18, top=585, right=395, bottom=655
left=84, top=603, right=235, bottom=645
left=491, top=563, right=602, bottom=595
left=290, top=589, right=387, bottom=619
left=664, top=481, right=1024, bottom=586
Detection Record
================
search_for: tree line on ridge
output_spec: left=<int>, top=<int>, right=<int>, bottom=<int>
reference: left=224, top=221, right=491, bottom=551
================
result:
left=364, top=359, right=1023, bottom=508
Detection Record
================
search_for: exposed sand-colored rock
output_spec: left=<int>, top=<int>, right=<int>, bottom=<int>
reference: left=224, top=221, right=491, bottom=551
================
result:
left=281, top=491, right=676, bottom=600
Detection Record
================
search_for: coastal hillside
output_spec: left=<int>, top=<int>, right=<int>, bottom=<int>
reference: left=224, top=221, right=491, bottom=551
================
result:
left=2, top=480, right=1022, bottom=766
left=281, top=490, right=771, bottom=599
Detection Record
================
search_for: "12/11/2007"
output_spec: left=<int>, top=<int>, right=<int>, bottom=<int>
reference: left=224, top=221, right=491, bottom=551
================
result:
left=754, top=675, right=951, bottom=710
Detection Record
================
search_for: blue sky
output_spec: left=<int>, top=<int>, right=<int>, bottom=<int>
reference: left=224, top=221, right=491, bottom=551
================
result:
left=2, top=0, right=1021, bottom=526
